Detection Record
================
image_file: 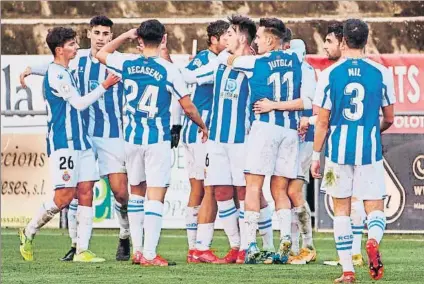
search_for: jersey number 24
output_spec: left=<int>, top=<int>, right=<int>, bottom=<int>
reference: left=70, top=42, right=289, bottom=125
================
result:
left=124, top=79, right=159, bottom=119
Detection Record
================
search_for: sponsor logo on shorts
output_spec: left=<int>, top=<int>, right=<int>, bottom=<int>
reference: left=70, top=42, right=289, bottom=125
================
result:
left=62, top=171, right=70, bottom=182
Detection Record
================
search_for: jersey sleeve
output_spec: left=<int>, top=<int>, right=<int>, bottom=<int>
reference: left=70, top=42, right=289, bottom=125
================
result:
left=300, top=63, right=317, bottom=110
left=168, top=66, right=190, bottom=99
left=181, top=59, right=217, bottom=85
left=232, top=55, right=257, bottom=79
left=48, top=68, right=80, bottom=101
left=313, top=69, right=332, bottom=110
left=105, top=52, right=127, bottom=75
left=382, top=67, right=396, bottom=107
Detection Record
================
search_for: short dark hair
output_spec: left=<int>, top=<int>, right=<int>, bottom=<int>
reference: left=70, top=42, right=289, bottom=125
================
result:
left=282, top=27, right=292, bottom=43
left=46, top=27, right=77, bottom=56
left=343, top=19, right=369, bottom=49
left=90, top=15, right=114, bottom=28
left=259, top=18, right=286, bottom=39
left=136, top=19, right=166, bottom=47
left=227, top=15, right=257, bottom=44
left=327, top=21, right=343, bottom=42
left=207, top=20, right=230, bottom=46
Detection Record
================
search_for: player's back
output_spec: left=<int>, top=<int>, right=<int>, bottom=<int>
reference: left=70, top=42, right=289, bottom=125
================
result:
left=249, top=50, right=302, bottom=129
left=121, top=56, right=181, bottom=145
left=323, top=58, right=392, bottom=165
left=44, top=63, right=91, bottom=155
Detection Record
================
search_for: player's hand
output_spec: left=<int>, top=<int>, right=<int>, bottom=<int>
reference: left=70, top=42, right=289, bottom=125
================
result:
left=253, top=98, right=275, bottom=114
left=102, top=73, right=121, bottom=89
left=311, top=160, right=322, bottom=179
left=199, top=126, right=208, bottom=143
left=125, top=28, right=138, bottom=40
left=298, top=117, right=310, bottom=136
left=19, top=67, right=32, bottom=88
left=170, top=125, right=182, bottom=148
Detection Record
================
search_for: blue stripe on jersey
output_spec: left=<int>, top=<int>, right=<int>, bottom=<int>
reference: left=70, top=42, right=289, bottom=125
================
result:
left=209, top=66, right=224, bottom=142
left=104, top=83, right=120, bottom=138
left=182, top=50, right=215, bottom=144
left=87, top=62, right=105, bottom=137
left=77, top=57, right=90, bottom=132
left=303, top=109, right=314, bottom=142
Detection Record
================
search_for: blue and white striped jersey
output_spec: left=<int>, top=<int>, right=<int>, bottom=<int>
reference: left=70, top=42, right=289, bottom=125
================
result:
left=232, top=50, right=302, bottom=130
left=71, top=49, right=124, bottom=139
left=300, top=62, right=317, bottom=142
left=183, top=51, right=250, bottom=144
left=44, top=63, right=92, bottom=156
left=313, top=58, right=396, bottom=165
left=106, top=53, right=189, bottom=145
left=181, top=50, right=216, bottom=144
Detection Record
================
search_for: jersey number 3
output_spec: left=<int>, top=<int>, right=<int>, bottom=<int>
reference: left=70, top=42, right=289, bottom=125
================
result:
left=125, top=79, right=159, bottom=119
left=343, top=82, right=364, bottom=121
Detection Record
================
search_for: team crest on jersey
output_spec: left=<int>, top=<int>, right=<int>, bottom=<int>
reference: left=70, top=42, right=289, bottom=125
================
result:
left=57, top=73, right=64, bottom=80
left=62, top=171, right=71, bottom=182
left=193, top=58, right=202, bottom=68
left=89, top=80, right=100, bottom=92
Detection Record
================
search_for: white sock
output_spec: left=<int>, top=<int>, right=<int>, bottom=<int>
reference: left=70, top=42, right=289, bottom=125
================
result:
left=296, top=202, right=314, bottom=248
left=245, top=211, right=260, bottom=246
left=291, top=209, right=300, bottom=254
left=218, top=199, right=240, bottom=248
left=25, top=199, right=60, bottom=239
left=334, top=216, right=354, bottom=273
left=351, top=200, right=365, bottom=255
left=77, top=205, right=93, bottom=254
left=239, top=201, right=248, bottom=250
left=114, top=201, right=130, bottom=239
left=195, top=223, right=214, bottom=251
left=367, top=210, right=386, bottom=244
left=127, top=194, right=145, bottom=254
left=259, top=205, right=274, bottom=251
left=185, top=206, right=199, bottom=250
left=143, top=200, right=164, bottom=260
left=276, top=209, right=292, bottom=241
left=68, top=198, right=78, bottom=247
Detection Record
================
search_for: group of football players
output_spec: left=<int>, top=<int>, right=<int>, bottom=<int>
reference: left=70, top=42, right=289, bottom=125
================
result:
left=19, top=14, right=395, bottom=283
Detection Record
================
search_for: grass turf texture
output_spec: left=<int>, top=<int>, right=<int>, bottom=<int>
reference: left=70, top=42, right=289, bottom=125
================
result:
left=2, top=228, right=424, bottom=284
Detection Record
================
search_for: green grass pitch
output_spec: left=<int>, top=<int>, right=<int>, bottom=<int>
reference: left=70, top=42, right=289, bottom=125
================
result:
left=2, top=228, right=424, bottom=283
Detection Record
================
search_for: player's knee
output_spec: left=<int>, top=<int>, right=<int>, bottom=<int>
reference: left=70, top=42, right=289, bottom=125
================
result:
left=236, top=186, right=246, bottom=201
left=113, top=190, right=129, bottom=204
left=215, top=186, right=234, bottom=201
left=54, top=189, right=76, bottom=210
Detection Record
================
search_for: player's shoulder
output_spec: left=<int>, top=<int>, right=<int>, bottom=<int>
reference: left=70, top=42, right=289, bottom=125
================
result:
left=76, top=48, right=90, bottom=58
left=362, top=58, right=390, bottom=75
left=47, top=63, right=70, bottom=79
left=188, top=49, right=216, bottom=69
left=155, top=57, right=181, bottom=77
left=302, top=61, right=314, bottom=71
left=322, top=58, right=348, bottom=78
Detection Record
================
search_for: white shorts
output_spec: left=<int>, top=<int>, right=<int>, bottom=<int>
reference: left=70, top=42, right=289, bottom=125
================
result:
left=297, top=142, right=313, bottom=184
left=320, top=158, right=386, bottom=200
left=245, top=121, right=299, bottom=178
left=49, top=148, right=99, bottom=189
left=124, top=141, right=171, bottom=187
left=204, top=140, right=246, bottom=187
left=183, top=142, right=206, bottom=180
left=91, top=137, right=126, bottom=177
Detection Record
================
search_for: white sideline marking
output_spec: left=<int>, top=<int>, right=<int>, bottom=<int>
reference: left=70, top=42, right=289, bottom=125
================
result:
left=2, top=231, right=424, bottom=241
left=2, top=16, right=424, bottom=25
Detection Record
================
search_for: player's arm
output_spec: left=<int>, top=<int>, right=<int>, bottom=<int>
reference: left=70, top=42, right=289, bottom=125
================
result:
left=170, top=96, right=183, bottom=148
left=52, top=72, right=120, bottom=111
left=380, top=68, right=396, bottom=133
left=180, top=59, right=217, bottom=85
left=19, top=63, right=49, bottom=88
left=227, top=54, right=256, bottom=78
left=96, top=28, right=138, bottom=65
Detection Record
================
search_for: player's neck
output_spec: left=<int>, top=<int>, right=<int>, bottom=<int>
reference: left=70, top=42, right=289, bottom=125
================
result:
left=208, top=45, right=221, bottom=55
left=342, top=49, right=364, bottom=59
left=142, top=47, right=160, bottom=58
left=90, top=47, right=99, bottom=59
left=53, top=57, right=70, bottom=69
left=234, top=45, right=253, bottom=56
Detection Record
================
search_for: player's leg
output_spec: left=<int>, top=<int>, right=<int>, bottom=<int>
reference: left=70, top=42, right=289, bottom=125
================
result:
left=271, top=175, right=292, bottom=264
left=60, top=191, right=78, bottom=261
left=73, top=149, right=104, bottom=262
left=93, top=137, right=131, bottom=261
left=350, top=196, right=366, bottom=265
left=124, top=142, right=146, bottom=264
left=183, top=142, right=205, bottom=263
left=258, top=194, right=274, bottom=252
left=322, top=159, right=355, bottom=283
left=356, top=161, right=386, bottom=280
left=236, top=186, right=247, bottom=263
left=243, top=121, right=279, bottom=264
left=140, top=141, right=172, bottom=266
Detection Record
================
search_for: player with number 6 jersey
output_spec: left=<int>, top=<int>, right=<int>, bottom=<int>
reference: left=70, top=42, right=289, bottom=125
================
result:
left=97, top=19, right=207, bottom=267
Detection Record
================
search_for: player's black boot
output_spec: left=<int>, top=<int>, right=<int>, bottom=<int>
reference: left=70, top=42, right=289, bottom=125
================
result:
left=60, top=247, right=76, bottom=261
left=116, top=238, right=130, bottom=261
